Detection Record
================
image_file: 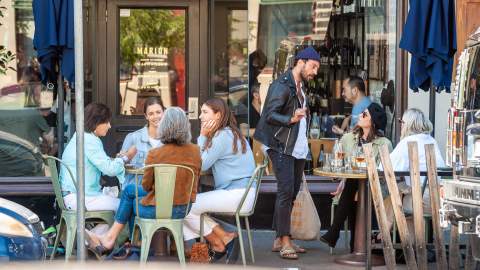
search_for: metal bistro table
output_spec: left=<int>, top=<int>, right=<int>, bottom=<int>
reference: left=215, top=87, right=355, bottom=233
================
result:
left=314, top=166, right=454, bottom=268
left=313, top=167, right=384, bottom=267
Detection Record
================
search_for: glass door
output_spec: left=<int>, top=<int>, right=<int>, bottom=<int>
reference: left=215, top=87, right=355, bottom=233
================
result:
left=100, top=0, right=202, bottom=154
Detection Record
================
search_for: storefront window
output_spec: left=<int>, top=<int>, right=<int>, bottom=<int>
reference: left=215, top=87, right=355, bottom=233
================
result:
left=118, top=8, right=186, bottom=115
left=250, top=0, right=398, bottom=174
left=0, top=3, right=56, bottom=177
left=365, top=0, right=397, bottom=139
left=211, top=2, right=248, bottom=127
left=253, top=1, right=366, bottom=136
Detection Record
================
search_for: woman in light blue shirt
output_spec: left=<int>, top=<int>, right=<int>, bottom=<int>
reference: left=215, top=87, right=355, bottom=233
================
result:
left=183, top=98, right=256, bottom=261
left=121, top=97, right=165, bottom=184
left=60, top=103, right=136, bottom=212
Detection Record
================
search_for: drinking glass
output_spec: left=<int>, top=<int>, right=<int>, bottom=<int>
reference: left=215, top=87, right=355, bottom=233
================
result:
left=310, top=128, right=320, bottom=139
left=323, top=153, right=332, bottom=171
left=344, top=156, right=352, bottom=171
left=354, top=145, right=366, bottom=170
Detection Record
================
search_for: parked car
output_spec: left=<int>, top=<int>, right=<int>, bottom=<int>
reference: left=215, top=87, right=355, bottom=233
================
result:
left=0, top=197, right=47, bottom=261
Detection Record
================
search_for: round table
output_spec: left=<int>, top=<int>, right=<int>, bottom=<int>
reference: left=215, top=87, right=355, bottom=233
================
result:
left=313, top=167, right=385, bottom=267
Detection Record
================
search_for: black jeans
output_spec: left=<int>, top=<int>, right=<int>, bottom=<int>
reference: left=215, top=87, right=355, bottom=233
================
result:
left=323, top=179, right=357, bottom=250
left=267, top=149, right=305, bottom=238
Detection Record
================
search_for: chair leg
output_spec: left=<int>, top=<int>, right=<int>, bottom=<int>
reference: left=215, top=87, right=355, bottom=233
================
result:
left=235, top=215, right=246, bottom=266
left=170, top=225, right=186, bottom=266
left=330, top=203, right=334, bottom=254
left=131, top=223, right=141, bottom=247
left=244, top=216, right=255, bottom=263
left=64, top=221, right=76, bottom=261
left=200, top=214, right=205, bottom=242
left=50, top=219, right=64, bottom=260
left=139, top=228, right=153, bottom=264
left=392, top=220, right=397, bottom=244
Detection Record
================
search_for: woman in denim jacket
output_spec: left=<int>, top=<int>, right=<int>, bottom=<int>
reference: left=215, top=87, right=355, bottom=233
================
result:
left=121, top=97, right=165, bottom=184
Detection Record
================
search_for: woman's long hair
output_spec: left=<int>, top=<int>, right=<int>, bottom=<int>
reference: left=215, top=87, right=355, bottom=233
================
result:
left=202, top=98, right=247, bottom=154
left=352, top=118, right=385, bottom=144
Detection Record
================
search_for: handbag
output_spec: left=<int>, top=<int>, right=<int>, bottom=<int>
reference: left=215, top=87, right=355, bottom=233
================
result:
left=189, top=242, right=210, bottom=263
left=290, top=174, right=321, bottom=241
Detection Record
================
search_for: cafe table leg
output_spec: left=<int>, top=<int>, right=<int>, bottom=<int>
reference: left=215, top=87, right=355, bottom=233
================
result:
left=335, top=179, right=385, bottom=267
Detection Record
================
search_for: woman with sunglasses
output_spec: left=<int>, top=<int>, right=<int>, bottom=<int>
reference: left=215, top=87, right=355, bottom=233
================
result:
left=320, top=102, right=392, bottom=250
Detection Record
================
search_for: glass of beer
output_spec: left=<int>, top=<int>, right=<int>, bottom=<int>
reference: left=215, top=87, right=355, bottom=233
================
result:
left=354, top=145, right=366, bottom=170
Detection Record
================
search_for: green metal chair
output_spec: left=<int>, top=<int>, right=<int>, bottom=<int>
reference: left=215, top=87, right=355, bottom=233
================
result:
left=199, top=159, right=268, bottom=266
left=44, top=155, right=115, bottom=261
left=130, top=164, right=195, bottom=265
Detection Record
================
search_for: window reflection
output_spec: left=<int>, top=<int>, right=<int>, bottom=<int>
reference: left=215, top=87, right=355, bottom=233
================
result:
left=0, top=5, right=56, bottom=177
left=118, top=8, right=186, bottom=115
left=212, top=8, right=248, bottom=125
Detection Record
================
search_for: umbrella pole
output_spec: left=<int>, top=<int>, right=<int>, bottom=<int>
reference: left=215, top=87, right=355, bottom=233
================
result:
left=73, top=0, right=86, bottom=261
left=429, top=87, right=435, bottom=137
left=57, top=73, right=64, bottom=157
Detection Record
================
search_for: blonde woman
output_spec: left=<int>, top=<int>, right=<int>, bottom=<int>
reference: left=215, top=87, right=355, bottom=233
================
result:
left=375, top=108, right=445, bottom=243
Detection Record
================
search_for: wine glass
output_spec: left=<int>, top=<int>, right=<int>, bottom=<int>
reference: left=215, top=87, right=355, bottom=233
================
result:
left=354, top=145, right=366, bottom=170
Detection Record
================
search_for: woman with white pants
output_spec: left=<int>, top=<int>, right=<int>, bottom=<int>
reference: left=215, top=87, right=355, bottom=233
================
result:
left=183, top=98, right=256, bottom=261
left=60, top=103, right=136, bottom=213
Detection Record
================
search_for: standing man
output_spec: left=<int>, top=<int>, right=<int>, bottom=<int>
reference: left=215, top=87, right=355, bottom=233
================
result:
left=332, top=75, right=371, bottom=135
left=254, top=46, right=320, bottom=260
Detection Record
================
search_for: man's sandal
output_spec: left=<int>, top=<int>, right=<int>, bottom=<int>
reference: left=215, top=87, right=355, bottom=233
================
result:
left=279, top=246, right=298, bottom=260
left=272, top=243, right=306, bottom=253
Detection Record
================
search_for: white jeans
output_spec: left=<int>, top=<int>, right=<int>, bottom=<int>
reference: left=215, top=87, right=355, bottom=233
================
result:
left=183, top=188, right=255, bottom=241
left=63, top=193, right=120, bottom=212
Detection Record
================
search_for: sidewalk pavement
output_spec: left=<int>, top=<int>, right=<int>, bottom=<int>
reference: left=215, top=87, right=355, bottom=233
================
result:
left=229, top=229, right=411, bottom=270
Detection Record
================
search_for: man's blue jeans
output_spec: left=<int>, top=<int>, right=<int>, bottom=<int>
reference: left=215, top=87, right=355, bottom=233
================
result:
left=115, top=183, right=189, bottom=229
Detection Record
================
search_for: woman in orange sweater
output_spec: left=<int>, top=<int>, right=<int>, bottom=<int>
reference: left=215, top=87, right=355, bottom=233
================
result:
left=85, top=107, right=201, bottom=253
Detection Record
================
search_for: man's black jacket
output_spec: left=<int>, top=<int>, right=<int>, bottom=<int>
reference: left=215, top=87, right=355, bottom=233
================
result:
left=253, top=69, right=309, bottom=156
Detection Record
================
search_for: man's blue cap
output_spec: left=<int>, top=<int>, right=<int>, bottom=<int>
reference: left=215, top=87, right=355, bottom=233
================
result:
left=295, top=46, right=320, bottom=62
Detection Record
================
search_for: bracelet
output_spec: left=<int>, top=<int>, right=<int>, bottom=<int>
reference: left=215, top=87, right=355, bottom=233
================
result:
left=120, top=155, right=129, bottom=163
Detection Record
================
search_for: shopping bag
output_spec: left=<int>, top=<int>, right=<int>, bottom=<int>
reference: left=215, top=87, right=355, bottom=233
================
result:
left=290, top=174, right=321, bottom=240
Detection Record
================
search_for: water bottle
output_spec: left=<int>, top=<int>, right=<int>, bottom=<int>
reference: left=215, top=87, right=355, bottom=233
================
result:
left=309, top=112, right=320, bottom=139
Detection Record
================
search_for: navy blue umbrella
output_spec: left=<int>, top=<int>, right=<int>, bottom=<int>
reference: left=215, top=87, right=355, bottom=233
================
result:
left=399, top=0, right=457, bottom=93
left=32, top=0, right=73, bottom=156
left=32, top=0, right=75, bottom=88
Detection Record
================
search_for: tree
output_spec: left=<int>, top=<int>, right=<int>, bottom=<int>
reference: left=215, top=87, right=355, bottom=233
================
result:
left=0, top=1, right=15, bottom=75
left=119, top=9, right=186, bottom=68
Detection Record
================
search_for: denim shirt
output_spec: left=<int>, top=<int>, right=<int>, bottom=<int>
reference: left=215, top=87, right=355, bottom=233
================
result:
left=198, top=128, right=255, bottom=190
left=60, top=132, right=125, bottom=196
left=121, top=126, right=163, bottom=184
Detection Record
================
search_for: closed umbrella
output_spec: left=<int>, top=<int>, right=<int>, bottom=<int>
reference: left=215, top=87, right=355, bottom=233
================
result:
left=33, top=0, right=86, bottom=261
left=33, top=0, right=75, bottom=88
left=400, top=0, right=457, bottom=93
left=399, top=0, right=456, bottom=134
left=32, top=0, right=76, bottom=155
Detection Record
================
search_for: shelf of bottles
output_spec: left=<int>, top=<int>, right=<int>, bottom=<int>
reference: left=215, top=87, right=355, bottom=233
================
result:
left=446, top=43, right=480, bottom=170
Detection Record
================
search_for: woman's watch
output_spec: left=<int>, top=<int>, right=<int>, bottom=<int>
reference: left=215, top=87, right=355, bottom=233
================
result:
left=119, top=154, right=129, bottom=163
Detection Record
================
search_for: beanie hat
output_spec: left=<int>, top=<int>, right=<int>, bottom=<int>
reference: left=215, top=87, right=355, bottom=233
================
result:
left=367, top=102, right=387, bottom=132
left=295, top=46, right=321, bottom=62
